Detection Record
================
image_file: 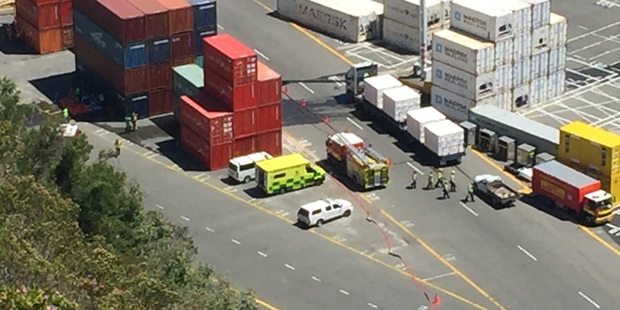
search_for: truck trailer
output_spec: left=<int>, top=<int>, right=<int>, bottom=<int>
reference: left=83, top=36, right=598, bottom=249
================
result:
left=473, top=175, right=521, bottom=208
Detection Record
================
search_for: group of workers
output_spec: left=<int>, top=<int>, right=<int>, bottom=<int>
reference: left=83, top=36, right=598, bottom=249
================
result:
left=410, top=168, right=475, bottom=202
left=115, top=113, right=138, bottom=157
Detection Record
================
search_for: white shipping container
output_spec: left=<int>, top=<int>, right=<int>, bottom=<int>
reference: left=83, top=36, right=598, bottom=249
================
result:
left=513, top=33, right=532, bottom=61
left=363, top=75, right=403, bottom=109
left=549, top=13, right=568, bottom=49
left=511, top=83, right=531, bottom=111
left=424, top=120, right=465, bottom=157
left=513, top=58, right=532, bottom=86
left=531, top=25, right=550, bottom=55
left=531, top=52, right=549, bottom=79
left=495, top=91, right=512, bottom=111
left=432, top=61, right=496, bottom=101
left=276, top=0, right=383, bottom=43
left=530, top=76, right=548, bottom=106
left=382, top=18, right=431, bottom=53
left=495, top=38, right=514, bottom=66
left=431, top=85, right=497, bottom=122
left=384, top=0, right=445, bottom=29
left=548, top=46, right=566, bottom=74
left=521, top=0, right=551, bottom=30
left=432, top=29, right=495, bottom=75
left=406, top=107, right=446, bottom=143
left=493, top=0, right=532, bottom=35
left=442, top=0, right=451, bottom=22
left=495, top=64, right=513, bottom=92
left=547, top=70, right=566, bottom=99
left=383, top=86, right=421, bottom=122
left=450, top=0, right=514, bottom=42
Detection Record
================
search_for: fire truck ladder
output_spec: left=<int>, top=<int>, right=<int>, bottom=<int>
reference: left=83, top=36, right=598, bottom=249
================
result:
left=335, top=132, right=371, bottom=167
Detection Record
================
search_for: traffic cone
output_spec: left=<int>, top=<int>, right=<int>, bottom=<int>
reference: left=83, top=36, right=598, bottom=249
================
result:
left=300, top=99, right=306, bottom=107
left=431, top=294, right=441, bottom=305
left=322, top=115, right=329, bottom=123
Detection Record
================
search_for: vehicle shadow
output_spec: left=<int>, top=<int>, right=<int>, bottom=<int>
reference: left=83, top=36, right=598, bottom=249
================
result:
left=519, top=195, right=575, bottom=222
left=243, top=187, right=269, bottom=199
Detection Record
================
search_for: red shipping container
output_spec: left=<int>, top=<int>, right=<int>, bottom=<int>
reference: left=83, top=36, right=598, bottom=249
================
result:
left=149, top=87, right=172, bottom=116
left=202, top=34, right=258, bottom=86
left=61, top=26, right=73, bottom=48
left=148, top=62, right=172, bottom=90
left=74, top=34, right=149, bottom=94
left=257, top=102, right=282, bottom=133
left=155, top=0, right=193, bottom=35
left=28, top=0, right=59, bottom=5
left=180, top=125, right=233, bottom=171
left=17, top=16, right=62, bottom=54
left=16, top=0, right=60, bottom=30
left=203, top=67, right=258, bottom=111
left=257, top=61, right=282, bottom=106
left=178, top=93, right=234, bottom=145
left=73, top=0, right=146, bottom=44
left=126, top=0, right=170, bottom=39
left=257, top=129, right=283, bottom=157
left=170, top=31, right=194, bottom=60
left=233, top=135, right=258, bottom=157
left=233, top=108, right=257, bottom=139
left=171, top=56, right=194, bottom=67
left=59, top=1, right=72, bottom=26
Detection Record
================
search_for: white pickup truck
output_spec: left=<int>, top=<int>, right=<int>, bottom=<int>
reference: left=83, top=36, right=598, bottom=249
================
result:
left=296, top=198, right=353, bottom=228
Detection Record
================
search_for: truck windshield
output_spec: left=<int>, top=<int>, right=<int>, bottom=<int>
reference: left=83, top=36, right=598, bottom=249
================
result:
left=588, top=199, right=612, bottom=210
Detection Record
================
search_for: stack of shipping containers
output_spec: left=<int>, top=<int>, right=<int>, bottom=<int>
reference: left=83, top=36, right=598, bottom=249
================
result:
left=547, top=13, right=568, bottom=99
left=15, top=0, right=73, bottom=54
left=189, top=0, right=218, bottom=67
left=381, top=0, right=446, bottom=54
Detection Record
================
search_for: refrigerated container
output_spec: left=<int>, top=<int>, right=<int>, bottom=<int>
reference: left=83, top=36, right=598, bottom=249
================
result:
left=431, top=85, right=496, bottom=122
left=186, top=0, right=217, bottom=31
left=203, top=67, right=258, bottom=111
left=513, top=32, right=531, bottom=61
left=16, top=0, right=60, bottom=30
left=495, top=64, right=512, bottom=92
left=529, top=76, right=548, bottom=106
left=171, top=31, right=194, bottom=60
left=406, top=107, right=446, bottom=143
left=148, top=37, right=171, bottom=63
left=127, top=0, right=170, bottom=39
left=384, top=0, right=445, bottom=29
left=494, top=38, right=514, bottom=66
left=17, top=16, right=62, bottom=54
left=423, top=119, right=465, bottom=158
left=193, top=28, right=217, bottom=55
left=511, top=83, right=531, bottom=111
left=531, top=25, right=550, bottom=55
left=257, top=61, right=282, bottom=106
left=531, top=52, right=549, bottom=79
left=60, top=1, right=72, bottom=26
left=548, top=46, right=566, bottom=74
left=432, top=29, right=495, bottom=75
left=559, top=121, right=620, bottom=178
left=382, top=18, right=431, bottom=53
left=180, top=124, right=233, bottom=171
left=432, top=61, right=495, bottom=101
left=156, top=0, right=193, bottom=34
left=450, top=0, right=514, bottom=42
left=521, top=0, right=550, bottom=30
left=149, top=87, right=172, bottom=116
left=258, top=129, right=283, bottom=157
left=233, top=108, right=258, bottom=138
left=382, top=86, right=421, bottom=123
left=172, top=64, right=204, bottom=118
left=493, top=0, right=531, bottom=35
left=179, top=93, right=234, bottom=145
left=547, top=70, right=565, bottom=99
left=363, top=75, right=403, bottom=109
left=549, top=13, right=567, bottom=49
left=257, top=103, right=282, bottom=133
left=149, top=62, right=172, bottom=90
left=494, top=91, right=512, bottom=111
left=512, top=58, right=531, bottom=87
left=202, top=34, right=258, bottom=86
left=73, top=0, right=146, bottom=44
left=234, top=135, right=258, bottom=157
left=276, top=0, right=383, bottom=43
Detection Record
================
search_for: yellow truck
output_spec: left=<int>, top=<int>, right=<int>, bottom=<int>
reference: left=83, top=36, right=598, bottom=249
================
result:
left=256, top=153, right=326, bottom=195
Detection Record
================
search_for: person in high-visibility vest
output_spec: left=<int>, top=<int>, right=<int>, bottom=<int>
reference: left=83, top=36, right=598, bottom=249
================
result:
left=410, top=170, right=418, bottom=189
left=114, top=139, right=122, bottom=157
left=435, top=169, right=444, bottom=188
left=124, top=115, right=131, bottom=132
left=131, top=112, right=138, bottom=131
left=426, top=171, right=434, bottom=189
left=465, top=183, right=475, bottom=202
left=62, top=108, right=69, bottom=119
left=442, top=182, right=450, bottom=199
left=450, top=169, right=457, bottom=192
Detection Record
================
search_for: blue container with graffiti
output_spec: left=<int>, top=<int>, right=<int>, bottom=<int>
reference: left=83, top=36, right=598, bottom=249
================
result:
left=193, top=28, right=217, bottom=55
left=187, top=0, right=217, bottom=31
left=148, top=37, right=171, bottom=64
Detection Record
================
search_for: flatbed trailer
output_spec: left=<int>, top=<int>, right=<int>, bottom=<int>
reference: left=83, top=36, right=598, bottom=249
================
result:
left=473, top=175, right=521, bottom=208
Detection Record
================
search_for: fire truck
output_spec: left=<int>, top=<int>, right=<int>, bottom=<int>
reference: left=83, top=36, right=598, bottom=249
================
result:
left=325, top=131, right=390, bottom=190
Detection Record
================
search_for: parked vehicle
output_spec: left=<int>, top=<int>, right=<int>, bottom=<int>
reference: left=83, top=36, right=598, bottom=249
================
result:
left=473, top=174, right=521, bottom=208
left=255, top=153, right=325, bottom=195
left=297, top=198, right=353, bottom=227
left=228, top=151, right=272, bottom=183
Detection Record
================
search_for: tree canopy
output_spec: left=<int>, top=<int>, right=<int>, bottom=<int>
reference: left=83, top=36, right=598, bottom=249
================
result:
left=0, top=77, right=257, bottom=310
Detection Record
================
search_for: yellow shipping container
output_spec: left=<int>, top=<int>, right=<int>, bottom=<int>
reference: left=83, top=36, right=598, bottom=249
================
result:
left=599, top=173, right=620, bottom=203
left=558, top=121, right=620, bottom=177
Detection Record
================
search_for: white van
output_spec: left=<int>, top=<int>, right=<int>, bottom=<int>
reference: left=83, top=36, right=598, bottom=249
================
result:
left=297, top=198, right=354, bottom=227
left=228, top=152, right=273, bottom=183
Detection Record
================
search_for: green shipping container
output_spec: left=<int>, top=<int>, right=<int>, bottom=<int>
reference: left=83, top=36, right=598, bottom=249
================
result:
left=172, top=64, right=204, bottom=119
left=195, top=55, right=204, bottom=68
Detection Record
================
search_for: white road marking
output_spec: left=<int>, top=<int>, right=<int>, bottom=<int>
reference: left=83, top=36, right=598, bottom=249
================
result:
left=332, top=235, right=348, bottom=243
left=459, top=202, right=479, bottom=217
left=180, top=216, right=190, bottom=222
left=298, top=139, right=312, bottom=147
left=254, top=49, right=270, bottom=61
left=156, top=204, right=164, bottom=210
left=613, top=208, right=620, bottom=215
left=606, top=223, right=620, bottom=236
left=231, top=239, right=241, bottom=245
left=205, top=227, right=215, bottom=233
left=443, top=253, right=456, bottom=261
left=98, top=131, right=109, bottom=137
left=142, top=151, right=154, bottom=157
left=365, top=193, right=380, bottom=201
left=217, top=24, right=224, bottom=30
left=193, top=173, right=205, bottom=180
left=328, top=76, right=346, bottom=87
left=311, top=276, right=321, bottom=282
left=421, top=272, right=456, bottom=281
left=95, top=129, right=104, bottom=134
left=257, top=251, right=268, bottom=257
left=517, top=245, right=538, bottom=261
left=146, top=153, right=158, bottom=159
left=339, top=289, right=350, bottom=296
left=298, top=82, right=315, bottom=94
left=395, top=263, right=407, bottom=270
left=400, top=220, right=415, bottom=228
left=406, top=162, right=424, bottom=175
left=578, top=25, right=589, bottom=30
left=368, top=302, right=378, bottom=309
left=223, top=186, right=238, bottom=193
left=285, top=263, right=295, bottom=271
left=578, top=291, right=601, bottom=309
left=346, top=117, right=364, bottom=130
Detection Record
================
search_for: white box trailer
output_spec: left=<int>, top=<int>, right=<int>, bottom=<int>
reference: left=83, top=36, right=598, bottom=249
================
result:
left=431, top=85, right=497, bottom=122
left=432, top=29, right=495, bottom=75
left=432, top=60, right=496, bottom=101
left=450, top=0, right=514, bottom=42
left=382, top=18, right=432, bottom=53
left=549, top=13, right=568, bottom=49
left=548, top=46, right=566, bottom=74
left=424, top=119, right=465, bottom=158
left=363, top=74, right=403, bottom=109
left=276, top=0, right=383, bottom=43
left=384, top=0, right=445, bottom=29
left=521, top=0, right=551, bottom=30
left=383, top=86, right=421, bottom=123
left=406, top=107, right=446, bottom=143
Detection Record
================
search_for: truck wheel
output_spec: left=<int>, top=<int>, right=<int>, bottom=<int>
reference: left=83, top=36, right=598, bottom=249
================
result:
left=243, top=176, right=251, bottom=183
left=316, top=219, right=324, bottom=227
left=280, top=187, right=287, bottom=194
left=344, top=210, right=351, bottom=217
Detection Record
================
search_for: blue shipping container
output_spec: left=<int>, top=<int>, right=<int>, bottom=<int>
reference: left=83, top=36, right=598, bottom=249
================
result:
left=116, top=91, right=149, bottom=119
left=73, top=10, right=147, bottom=70
left=194, top=54, right=203, bottom=68
left=187, top=0, right=217, bottom=31
left=148, top=37, right=171, bottom=64
left=193, top=28, right=217, bottom=55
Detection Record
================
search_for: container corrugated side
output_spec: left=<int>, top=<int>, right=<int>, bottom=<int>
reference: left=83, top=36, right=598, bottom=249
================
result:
left=276, top=0, right=383, bottom=43
left=127, top=0, right=170, bottom=39
left=493, top=0, right=531, bottom=35
left=156, top=0, right=193, bottom=35
left=384, top=0, right=445, bottom=29
left=180, top=124, right=233, bottom=171
left=432, top=61, right=496, bottom=101
left=203, top=67, right=258, bottom=111
left=521, top=0, right=550, bottom=30
left=531, top=25, right=550, bottom=55
left=18, top=16, right=63, bottom=54
left=148, top=37, right=171, bottom=64
left=60, top=1, right=72, bottom=26
left=512, top=58, right=531, bottom=87
left=549, top=13, right=567, bottom=49
left=257, top=102, right=282, bottom=133
left=494, top=64, right=512, bottom=93
left=173, top=64, right=204, bottom=96
left=257, top=129, right=283, bottom=157
left=511, top=83, right=531, bottom=111
left=530, top=77, right=548, bottom=106
left=382, top=86, right=421, bottom=123
left=450, top=0, right=514, bottom=42
left=363, top=75, right=403, bottom=109
left=423, top=119, right=465, bottom=156
left=74, top=0, right=147, bottom=44
left=16, top=0, right=60, bottom=30
left=257, top=61, right=282, bottom=106
left=548, top=46, right=566, bottom=74
left=202, top=34, right=258, bottom=86
left=233, top=135, right=259, bottom=157
left=494, top=38, right=513, bottom=66
left=149, top=62, right=173, bottom=90
left=179, top=93, right=234, bottom=145
left=531, top=52, right=549, bottom=79
left=432, top=29, right=495, bottom=75
left=547, top=70, right=565, bottom=99
left=186, top=0, right=217, bottom=31
left=233, top=108, right=258, bottom=138
left=149, top=87, right=172, bottom=116
left=431, top=85, right=496, bottom=122
left=382, top=18, right=432, bottom=53
left=406, top=107, right=446, bottom=143
left=512, top=33, right=531, bottom=61
left=171, top=31, right=194, bottom=60
left=494, top=91, right=512, bottom=111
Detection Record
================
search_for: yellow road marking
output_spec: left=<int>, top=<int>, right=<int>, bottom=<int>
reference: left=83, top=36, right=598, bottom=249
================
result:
left=579, top=226, right=620, bottom=256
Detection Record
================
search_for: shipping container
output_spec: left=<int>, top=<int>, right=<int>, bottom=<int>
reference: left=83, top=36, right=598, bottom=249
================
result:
left=257, top=129, right=283, bottom=156
left=599, top=173, right=620, bottom=203
left=432, top=61, right=495, bottom=101
left=73, top=0, right=147, bottom=44
left=382, top=18, right=432, bottom=53
left=431, top=85, right=496, bottom=122
left=203, top=67, right=258, bottom=111
left=406, top=107, right=446, bottom=143
left=148, top=37, right=171, bottom=63
left=549, top=13, right=567, bottom=49
left=202, top=34, right=257, bottom=86
left=558, top=122, right=620, bottom=178
left=127, top=0, right=170, bottom=39
left=61, top=26, right=73, bottom=48
left=186, top=0, right=217, bottom=31
left=234, top=135, right=258, bottom=157
left=548, top=46, right=566, bottom=74
left=179, top=93, right=234, bottom=145
left=276, top=0, right=383, bottom=43
left=363, top=74, right=403, bottom=109
left=529, top=77, right=548, bottom=106
left=494, top=38, right=513, bottom=66
left=494, top=91, right=512, bottom=111
left=423, top=119, right=465, bottom=157
left=257, top=102, right=282, bottom=133
left=156, top=0, right=193, bottom=34
left=468, top=105, right=559, bottom=155
left=257, top=61, right=282, bottom=106
left=180, top=124, right=233, bottom=170
left=512, top=58, right=531, bottom=87
left=29, top=0, right=60, bottom=4
left=149, top=87, right=172, bottom=116
left=450, top=0, right=514, bottom=42
left=171, top=31, right=194, bottom=60
left=521, top=0, right=550, bottom=30
left=511, top=83, right=531, bottom=111
left=494, top=64, right=512, bottom=92
left=60, top=1, right=72, bottom=26
left=17, top=16, right=62, bottom=54
left=384, top=0, right=445, bottom=29
left=149, top=62, right=173, bottom=90
left=193, top=28, right=217, bottom=55
left=547, top=70, right=565, bottom=99
left=512, top=33, right=531, bottom=61
left=531, top=25, right=550, bottom=55
left=74, top=34, right=150, bottom=94
left=115, top=91, right=150, bottom=118
left=74, top=10, right=148, bottom=69
left=233, top=108, right=258, bottom=138
left=173, top=64, right=204, bottom=95
left=493, top=0, right=531, bottom=35
left=16, top=0, right=60, bottom=30
left=171, top=56, right=195, bottom=67
left=530, top=52, right=549, bottom=79
left=195, top=54, right=204, bottom=68
left=382, top=86, right=421, bottom=123
left=432, top=29, right=495, bottom=75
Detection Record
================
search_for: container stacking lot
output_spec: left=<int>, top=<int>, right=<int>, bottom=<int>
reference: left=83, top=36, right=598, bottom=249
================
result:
left=15, top=0, right=73, bottom=54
